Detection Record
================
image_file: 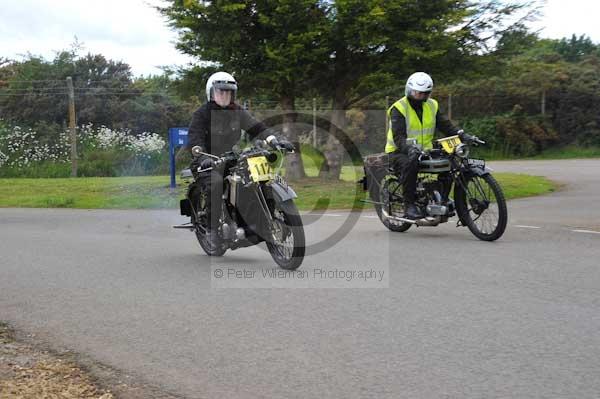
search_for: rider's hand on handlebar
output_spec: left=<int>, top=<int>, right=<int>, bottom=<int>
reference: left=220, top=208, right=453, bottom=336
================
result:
left=278, top=139, right=295, bottom=152
left=458, top=129, right=472, bottom=142
left=407, top=145, right=423, bottom=160
left=458, top=130, right=485, bottom=146
left=472, top=136, right=484, bottom=146
left=266, top=135, right=294, bottom=152
left=199, top=158, right=214, bottom=170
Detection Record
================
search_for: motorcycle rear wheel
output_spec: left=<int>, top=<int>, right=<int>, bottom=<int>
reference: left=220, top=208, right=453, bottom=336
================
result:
left=373, top=175, right=412, bottom=233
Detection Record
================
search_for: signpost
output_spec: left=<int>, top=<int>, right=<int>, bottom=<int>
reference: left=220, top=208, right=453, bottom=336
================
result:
left=168, top=127, right=189, bottom=189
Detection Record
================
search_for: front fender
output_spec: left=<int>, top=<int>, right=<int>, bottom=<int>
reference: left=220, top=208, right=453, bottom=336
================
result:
left=463, top=165, right=492, bottom=177
left=269, top=180, right=297, bottom=203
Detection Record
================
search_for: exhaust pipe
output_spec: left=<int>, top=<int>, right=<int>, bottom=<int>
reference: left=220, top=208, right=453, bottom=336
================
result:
left=360, top=199, right=384, bottom=205
left=382, top=208, right=441, bottom=226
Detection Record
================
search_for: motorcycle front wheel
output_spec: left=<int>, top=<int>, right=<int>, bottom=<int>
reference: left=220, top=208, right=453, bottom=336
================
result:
left=265, top=200, right=305, bottom=270
left=455, top=173, right=507, bottom=241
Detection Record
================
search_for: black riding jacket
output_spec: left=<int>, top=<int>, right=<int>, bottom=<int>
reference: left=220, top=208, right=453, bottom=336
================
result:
left=188, top=101, right=273, bottom=156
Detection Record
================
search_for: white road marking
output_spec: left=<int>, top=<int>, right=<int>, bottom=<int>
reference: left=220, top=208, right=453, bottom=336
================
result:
left=515, top=225, right=541, bottom=229
left=362, top=215, right=380, bottom=219
left=572, top=229, right=600, bottom=235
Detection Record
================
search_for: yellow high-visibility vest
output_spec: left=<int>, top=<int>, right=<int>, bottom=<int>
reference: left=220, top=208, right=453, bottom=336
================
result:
left=385, top=97, right=438, bottom=153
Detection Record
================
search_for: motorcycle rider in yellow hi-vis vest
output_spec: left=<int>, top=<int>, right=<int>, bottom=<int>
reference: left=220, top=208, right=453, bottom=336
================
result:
left=386, top=72, right=463, bottom=219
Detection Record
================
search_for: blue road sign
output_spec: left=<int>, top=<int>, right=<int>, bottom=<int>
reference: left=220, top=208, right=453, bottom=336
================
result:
left=168, top=127, right=189, bottom=189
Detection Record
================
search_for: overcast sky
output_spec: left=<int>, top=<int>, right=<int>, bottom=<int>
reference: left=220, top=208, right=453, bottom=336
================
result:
left=0, top=0, right=599, bottom=77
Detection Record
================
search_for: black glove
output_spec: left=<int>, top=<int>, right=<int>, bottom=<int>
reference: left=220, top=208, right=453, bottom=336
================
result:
left=266, top=135, right=294, bottom=151
left=407, top=145, right=422, bottom=161
left=199, top=158, right=214, bottom=170
left=458, top=130, right=471, bottom=141
left=278, top=139, right=295, bottom=152
left=458, top=130, right=484, bottom=146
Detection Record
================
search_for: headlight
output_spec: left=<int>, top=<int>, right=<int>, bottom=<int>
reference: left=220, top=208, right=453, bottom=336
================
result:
left=455, top=143, right=469, bottom=158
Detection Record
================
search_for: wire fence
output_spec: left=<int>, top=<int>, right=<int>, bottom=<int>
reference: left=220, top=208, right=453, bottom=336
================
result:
left=1, top=79, right=550, bottom=119
left=239, top=92, right=550, bottom=119
left=0, top=78, right=580, bottom=166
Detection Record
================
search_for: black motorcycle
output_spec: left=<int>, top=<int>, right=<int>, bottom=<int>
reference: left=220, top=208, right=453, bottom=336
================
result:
left=175, top=137, right=305, bottom=269
left=361, top=132, right=508, bottom=241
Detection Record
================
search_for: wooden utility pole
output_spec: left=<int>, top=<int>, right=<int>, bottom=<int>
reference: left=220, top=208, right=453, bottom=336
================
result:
left=541, top=90, right=546, bottom=116
left=312, top=97, right=317, bottom=147
left=385, top=95, right=390, bottom=133
left=66, top=77, right=77, bottom=177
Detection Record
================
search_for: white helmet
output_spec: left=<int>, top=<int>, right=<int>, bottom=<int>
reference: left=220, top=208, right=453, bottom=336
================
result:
left=205, top=71, right=238, bottom=102
left=405, top=72, right=433, bottom=97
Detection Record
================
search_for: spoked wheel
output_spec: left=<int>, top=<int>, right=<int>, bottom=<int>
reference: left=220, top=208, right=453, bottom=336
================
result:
left=373, top=175, right=412, bottom=233
left=193, top=190, right=227, bottom=257
left=265, top=200, right=305, bottom=270
left=455, top=173, right=507, bottom=241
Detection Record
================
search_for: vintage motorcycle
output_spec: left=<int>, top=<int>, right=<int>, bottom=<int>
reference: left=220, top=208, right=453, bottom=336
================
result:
left=361, top=132, right=508, bottom=241
left=175, top=137, right=305, bottom=269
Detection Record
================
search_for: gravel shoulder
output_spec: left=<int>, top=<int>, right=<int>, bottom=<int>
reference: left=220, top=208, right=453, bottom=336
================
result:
left=0, top=322, right=182, bottom=399
left=0, top=322, right=114, bottom=398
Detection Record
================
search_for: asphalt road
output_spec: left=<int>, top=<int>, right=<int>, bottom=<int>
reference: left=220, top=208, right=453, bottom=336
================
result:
left=1, top=159, right=599, bottom=398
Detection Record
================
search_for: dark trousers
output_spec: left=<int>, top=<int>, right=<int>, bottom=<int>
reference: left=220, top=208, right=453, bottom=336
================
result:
left=389, top=150, right=419, bottom=203
left=191, top=159, right=226, bottom=230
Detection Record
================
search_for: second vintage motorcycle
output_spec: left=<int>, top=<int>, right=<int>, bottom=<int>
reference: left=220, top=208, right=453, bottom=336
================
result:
left=361, top=132, right=508, bottom=241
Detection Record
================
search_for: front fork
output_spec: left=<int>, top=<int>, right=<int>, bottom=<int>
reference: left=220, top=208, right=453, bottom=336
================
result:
left=453, top=170, right=490, bottom=227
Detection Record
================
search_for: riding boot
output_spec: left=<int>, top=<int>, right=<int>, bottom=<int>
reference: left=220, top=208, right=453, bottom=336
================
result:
left=404, top=203, right=424, bottom=220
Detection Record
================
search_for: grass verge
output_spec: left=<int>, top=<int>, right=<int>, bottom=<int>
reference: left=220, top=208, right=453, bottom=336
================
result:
left=528, top=145, right=600, bottom=160
left=0, top=172, right=555, bottom=211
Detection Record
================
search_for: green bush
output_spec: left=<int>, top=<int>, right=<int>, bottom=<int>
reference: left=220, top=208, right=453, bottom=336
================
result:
left=460, top=106, right=558, bottom=158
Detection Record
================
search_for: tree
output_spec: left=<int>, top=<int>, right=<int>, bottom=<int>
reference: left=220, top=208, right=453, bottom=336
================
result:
left=553, top=34, right=599, bottom=62
left=315, top=0, right=539, bottom=178
left=0, top=50, right=138, bottom=130
left=159, top=0, right=539, bottom=179
left=129, top=74, right=198, bottom=134
left=0, top=48, right=191, bottom=139
left=494, top=24, right=541, bottom=59
left=159, top=0, right=330, bottom=180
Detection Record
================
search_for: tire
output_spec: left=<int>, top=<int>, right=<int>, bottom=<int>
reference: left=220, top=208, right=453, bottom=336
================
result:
left=455, top=173, right=507, bottom=241
left=196, top=228, right=227, bottom=257
left=265, top=200, right=305, bottom=270
left=192, top=189, right=227, bottom=257
left=373, top=175, right=412, bottom=233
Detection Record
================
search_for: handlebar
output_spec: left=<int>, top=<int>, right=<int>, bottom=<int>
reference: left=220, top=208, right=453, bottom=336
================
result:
left=458, top=130, right=486, bottom=146
left=468, top=135, right=485, bottom=145
left=191, top=143, right=293, bottom=174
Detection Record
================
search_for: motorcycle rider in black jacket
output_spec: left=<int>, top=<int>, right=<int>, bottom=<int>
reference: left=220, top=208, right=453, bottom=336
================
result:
left=187, top=72, right=293, bottom=245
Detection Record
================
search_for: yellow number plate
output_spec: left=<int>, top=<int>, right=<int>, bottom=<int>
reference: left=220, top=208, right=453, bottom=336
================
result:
left=437, top=135, right=462, bottom=154
left=247, top=156, right=274, bottom=182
